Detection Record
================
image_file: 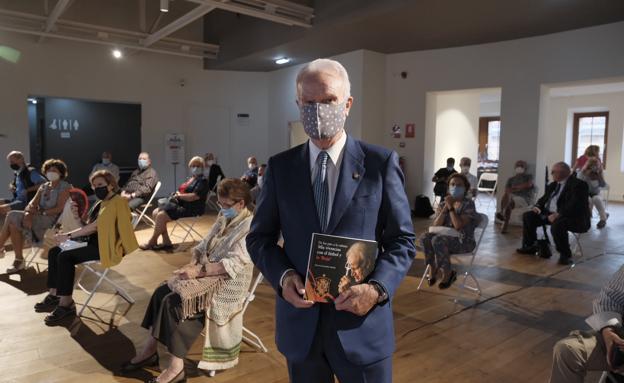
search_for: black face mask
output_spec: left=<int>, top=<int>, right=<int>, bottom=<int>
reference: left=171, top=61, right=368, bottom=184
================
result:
left=94, top=186, right=110, bottom=200
left=10, top=163, right=20, bottom=171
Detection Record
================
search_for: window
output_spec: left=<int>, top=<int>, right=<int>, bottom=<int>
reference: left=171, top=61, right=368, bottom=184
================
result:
left=478, top=117, right=501, bottom=162
left=572, top=112, right=609, bottom=169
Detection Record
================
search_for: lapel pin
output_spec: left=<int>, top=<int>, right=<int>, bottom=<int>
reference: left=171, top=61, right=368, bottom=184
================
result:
left=352, top=172, right=360, bottom=180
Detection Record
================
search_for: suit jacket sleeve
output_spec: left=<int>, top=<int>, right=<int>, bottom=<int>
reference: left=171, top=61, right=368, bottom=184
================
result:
left=368, top=151, right=416, bottom=299
left=246, top=158, right=295, bottom=292
left=559, top=179, right=589, bottom=218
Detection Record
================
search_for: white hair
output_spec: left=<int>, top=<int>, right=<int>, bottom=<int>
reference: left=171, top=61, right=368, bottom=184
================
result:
left=296, top=58, right=351, bottom=102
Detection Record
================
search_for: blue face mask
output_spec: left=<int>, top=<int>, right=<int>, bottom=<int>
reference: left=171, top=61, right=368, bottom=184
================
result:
left=449, top=185, right=465, bottom=199
left=138, top=159, right=149, bottom=169
left=191, top=167, right=202, bottom=176
left=220, top=207, right=239, bottom=219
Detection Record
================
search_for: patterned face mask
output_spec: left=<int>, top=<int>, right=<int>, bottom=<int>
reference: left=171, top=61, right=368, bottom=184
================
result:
left=300, top=102, right=347, bottom=140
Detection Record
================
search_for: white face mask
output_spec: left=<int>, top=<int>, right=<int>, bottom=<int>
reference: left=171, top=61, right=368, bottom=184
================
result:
left=206, top=160, right=214, bottom=167
left=461, top=166, right=470, bottom=174
left=515, top=167, right=525, bottom=174
left=248, top=163, right=256, bottom=170
left=46, top=172, right=60, bottom=182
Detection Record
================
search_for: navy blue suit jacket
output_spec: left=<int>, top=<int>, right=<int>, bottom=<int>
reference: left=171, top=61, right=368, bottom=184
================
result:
left=246, top=135, right=416, bottom=365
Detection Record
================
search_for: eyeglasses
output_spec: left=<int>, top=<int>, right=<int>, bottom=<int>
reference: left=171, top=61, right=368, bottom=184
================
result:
left=217, top=200, right=240, bottom=209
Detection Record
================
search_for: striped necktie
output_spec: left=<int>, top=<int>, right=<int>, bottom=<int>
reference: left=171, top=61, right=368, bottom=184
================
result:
left=313, top=151, right=329, bottom=232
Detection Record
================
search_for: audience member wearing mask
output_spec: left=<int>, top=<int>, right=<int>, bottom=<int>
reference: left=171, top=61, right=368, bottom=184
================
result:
left=249, top=164, right=267, bottom=203
left=140, top=157, right=209, bottom=251
left=90, top=151, right=120, bottom=182
left=0, top=159, right=71, bottom=273
left=241, top=156, right=259, bottom=188
left=496, top=160, right=535, bottom=233
left=517, top=162, right=590, bottom=265
left=577, top=157, right=609, bottom=229
left=34, top=170, right=138, bottom=325
left=432, top=157, right=457, bottom=199
left=203, top=152, right=225, bottom=191
left=459, top=157, right=478, bottom=199
left=1, top=151, right=46, bottom=216
left=418, top=173, right=480, bottom=289
left=121, top=152, right=159, bottom=210
left=572, top=145, right=602, bottom=174
left=125, top=179, right=254, bottom=382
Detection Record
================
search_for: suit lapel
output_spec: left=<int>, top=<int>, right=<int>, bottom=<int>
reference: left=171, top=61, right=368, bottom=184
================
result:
left=326, top=136, right=365, bottom=234
left=292, top=142, right=322, bottom=232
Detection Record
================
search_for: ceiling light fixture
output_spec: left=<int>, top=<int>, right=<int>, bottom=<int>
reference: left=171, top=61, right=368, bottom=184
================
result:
left=275, top=57, right=290, bottom=65
left=112, top=49, right=123, bottom=59
left=160, top=0, right=169, bottom=12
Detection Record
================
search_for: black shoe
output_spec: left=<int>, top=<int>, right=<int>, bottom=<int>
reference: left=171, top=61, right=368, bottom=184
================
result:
left=438, top=270, right=458, bottom=290
left=148, top=369, right=186, bottom=383
left=495, top=213, right=505, bottom=221
left=121, top=352, right=159, bottom=373
left=34, top=294, right=60, bottom=312
left=516, top=246, right=537, bottom=255
left=558, top=257, right=573, bottom=266
left=427, top=276, right=437, bottom=287
left=44, top=304, right=76, bottom=326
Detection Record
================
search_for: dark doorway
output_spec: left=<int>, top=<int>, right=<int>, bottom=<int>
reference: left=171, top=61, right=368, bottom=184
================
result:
left=28, top=96, right=141, bottom=187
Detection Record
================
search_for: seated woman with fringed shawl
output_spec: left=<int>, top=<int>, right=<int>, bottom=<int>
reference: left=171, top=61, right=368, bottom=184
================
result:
left=123, top=178, right=255, bottom=383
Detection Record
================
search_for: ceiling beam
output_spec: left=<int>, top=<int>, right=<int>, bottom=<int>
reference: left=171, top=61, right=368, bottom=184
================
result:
left=142, top=3, right=216, bottom=47
left=43, top=0, right=72, bottom=32
left=38, top=0, right=72, bottom=43
left=0, top=24, right=216, bottom=60
left=187, top=0, right=313, bottom=27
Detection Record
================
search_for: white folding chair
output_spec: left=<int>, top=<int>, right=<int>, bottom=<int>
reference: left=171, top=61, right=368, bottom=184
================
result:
left=132, top=181, right=162, bottom=229
left=169, top=215, right=204, bottom=244
left=417, top=213, right=489, bottom=303
left=74, top=260, right=134, bottom=317
left=241, top=272, right=268, bottom=353
left=476, top=172, right=498, bottom=208
left=205, top=177, right=223, bottom=212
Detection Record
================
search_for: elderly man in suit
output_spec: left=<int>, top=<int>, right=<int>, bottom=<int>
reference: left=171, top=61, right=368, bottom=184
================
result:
left=516, top=161, right=590, bottom=265
left=246, top=58, right=416, bottom=383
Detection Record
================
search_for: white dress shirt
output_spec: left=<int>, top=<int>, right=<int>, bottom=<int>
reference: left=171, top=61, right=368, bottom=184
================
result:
left=308, top=131, right=347, bottom=227
left=548, top=178, right=568, bottom=213
left=279, top=131, right=347, bottom=288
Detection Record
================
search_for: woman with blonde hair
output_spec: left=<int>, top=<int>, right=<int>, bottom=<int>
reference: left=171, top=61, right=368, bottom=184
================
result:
left=140, top=156, right=209, bottom=250
left=572, top=145, right=602, bottom=173
left=34, top=170, right=138, bottom=325
left=124, top=178, right=255, bottom=382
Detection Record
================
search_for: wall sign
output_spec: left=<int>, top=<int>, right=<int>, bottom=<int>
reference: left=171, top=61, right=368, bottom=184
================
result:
left=391, top=124, right=401, bottom=138
left=405, top=123, right=415, bottom=138
left=165, top=133, right=185, bottom=165
left=49, top=118, right=80, bottom=139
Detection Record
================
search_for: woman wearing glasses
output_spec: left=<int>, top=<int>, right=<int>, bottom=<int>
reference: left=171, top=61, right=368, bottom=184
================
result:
left=124, top=178, right=255, bottom=383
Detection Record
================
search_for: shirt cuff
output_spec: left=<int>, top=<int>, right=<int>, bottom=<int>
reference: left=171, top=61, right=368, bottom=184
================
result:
left=586, top=311, right=623, bottom=331
left=279, top=268, right=295, bottom=288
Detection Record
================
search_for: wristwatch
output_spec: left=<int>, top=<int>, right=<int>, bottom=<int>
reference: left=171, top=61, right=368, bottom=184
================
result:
left=369, top=281, right=388, bottom=304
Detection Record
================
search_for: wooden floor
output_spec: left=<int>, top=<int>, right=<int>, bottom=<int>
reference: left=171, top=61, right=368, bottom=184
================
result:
left=1, top=196, right=623, bottom=382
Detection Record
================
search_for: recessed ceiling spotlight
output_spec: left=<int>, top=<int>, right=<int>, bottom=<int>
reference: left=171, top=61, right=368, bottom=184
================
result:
left=160, top=0, right=169, bottom=12
left=112, top=49, right=123, bottom=59
left=275, top=57, right=291, bottom=65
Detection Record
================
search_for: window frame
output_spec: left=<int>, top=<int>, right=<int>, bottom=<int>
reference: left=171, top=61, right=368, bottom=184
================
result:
left=572, top=111, right=609, bottom=170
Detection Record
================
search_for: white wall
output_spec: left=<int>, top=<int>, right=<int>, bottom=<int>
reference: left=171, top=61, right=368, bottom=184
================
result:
left=384, top=21, right=624, bottom=205
left=0, top=33, right=269, bottom=195
left=541, top=89, right=624, bottom=201
left=433, top=91, right=481, bottom=172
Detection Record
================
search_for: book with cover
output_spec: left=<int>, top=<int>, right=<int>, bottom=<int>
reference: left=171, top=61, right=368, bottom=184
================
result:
left=304, top=233, right=378, bottom=303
